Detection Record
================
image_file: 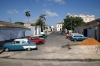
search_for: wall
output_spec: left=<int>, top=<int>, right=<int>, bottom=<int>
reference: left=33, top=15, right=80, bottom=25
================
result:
left=0, top=27, right=30, bottom=41
left=74, top=23, right=99, bottom=40
left=56, top=24, right=63, bottom=31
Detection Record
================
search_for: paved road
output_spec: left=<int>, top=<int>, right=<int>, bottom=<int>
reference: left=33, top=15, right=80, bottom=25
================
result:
left=0, top=32, right=100, bottom=66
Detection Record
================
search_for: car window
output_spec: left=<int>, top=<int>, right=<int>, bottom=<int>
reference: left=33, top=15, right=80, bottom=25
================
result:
left=42, top=35, right=45, bottom=36
left=13, top=41, right=20, bottom=44
left=73, top=36, right=83, bottom=37
left=31, top=37, right=36, bottom=40
left=22, top=41, right=27, bottom=44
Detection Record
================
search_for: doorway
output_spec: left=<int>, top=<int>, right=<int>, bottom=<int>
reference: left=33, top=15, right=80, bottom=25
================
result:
left=83, top=29, right=87, bottom=37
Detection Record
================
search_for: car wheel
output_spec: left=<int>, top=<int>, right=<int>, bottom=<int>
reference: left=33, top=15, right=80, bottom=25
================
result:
left=34, top=48, right=38, bottom=50
left=27, top=48, right=31, bottom=51
left=5, top=48, right=10, bottom=52
left=38, top=42, right=42, bottom=45
left=74, top=40, right=76, bottom=42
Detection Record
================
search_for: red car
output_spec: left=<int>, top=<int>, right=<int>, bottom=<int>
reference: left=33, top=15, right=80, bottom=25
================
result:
left=29, top=36, right=45, bottom=45
left=66, top=34, right=71, bottom=39
left=66, top=33, right=79, bottom=39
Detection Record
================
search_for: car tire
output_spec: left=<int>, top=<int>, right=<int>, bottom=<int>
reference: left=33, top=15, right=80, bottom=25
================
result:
left=74, top=40, right=76, bottom=42
left=27, top=48, right=31, bottom=51
left=34, top=48, right=38, bottom=50
left=38, top=42, right=42, bottom=45
left=5, top=48, right=10, bottom=52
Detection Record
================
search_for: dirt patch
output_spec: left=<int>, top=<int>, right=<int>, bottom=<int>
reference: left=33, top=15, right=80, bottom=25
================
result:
left=79, top=38, right=100, bottom=45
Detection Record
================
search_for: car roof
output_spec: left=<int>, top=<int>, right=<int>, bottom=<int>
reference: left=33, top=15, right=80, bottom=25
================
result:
left=29, top=36, right=39, bottom=38
left=14, top=39, right=28, bottom=42
left=71, top=33, right=79, bottom=34
left=34, top=34, right=42, bottom=36
left=73, top=34, right=83, bottom=36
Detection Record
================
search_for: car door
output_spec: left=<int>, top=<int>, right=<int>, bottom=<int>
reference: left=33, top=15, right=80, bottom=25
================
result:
left=78, top=35, right=85, bottom=41
left=30, top=37, right=37, bottom=44
left=18, top=41, right=28, bottom=50
left=10, top=41, right=21, bottom=50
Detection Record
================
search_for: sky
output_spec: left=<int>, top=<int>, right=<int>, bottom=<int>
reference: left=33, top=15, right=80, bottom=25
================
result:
left=0, top=0, right=100, bottom=27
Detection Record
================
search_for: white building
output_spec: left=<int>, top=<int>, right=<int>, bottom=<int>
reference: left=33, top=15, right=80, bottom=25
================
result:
left=56, top=22, right=63, bottom=31
left=51, top=26, right=54, bottom=31
left=74, top=18, right=100, bottom=41
left=24, top=23, right=41, bottom=36
left=68, top=13, right=95, bottom=23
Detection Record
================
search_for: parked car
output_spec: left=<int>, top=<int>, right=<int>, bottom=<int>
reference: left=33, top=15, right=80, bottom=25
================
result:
left=34, top=34, right=47, bottom=38
left=66, top=33, right=71, bottom=39
left=29, top=36, right=45, bottom=45
left=1, top=39, right=38, bottom=52
left=69, top=34, right=88, bottom=41
left=66, top=33, right=79, bottom=39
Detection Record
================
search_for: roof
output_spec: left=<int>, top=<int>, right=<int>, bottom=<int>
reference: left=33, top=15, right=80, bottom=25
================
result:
left=57, top=22, right=63, bottom=24
left=0, top=21, right=28, bottom=28
left=78, top=18, right=100, bottom=27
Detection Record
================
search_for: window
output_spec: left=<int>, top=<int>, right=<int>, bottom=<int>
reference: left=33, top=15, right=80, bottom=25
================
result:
left=13, top=41, right=20, bottom=44
left=22, top=41, right=26, bottom=44
left=73, top=35, right=83, bottom=37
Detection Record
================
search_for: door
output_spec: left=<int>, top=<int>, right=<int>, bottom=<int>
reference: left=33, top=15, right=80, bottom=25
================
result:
left=83, top=29, right=87, bottom=37
left=95, top=30, right=97, bottom=40
left=10, top=41, right=20, bottom=50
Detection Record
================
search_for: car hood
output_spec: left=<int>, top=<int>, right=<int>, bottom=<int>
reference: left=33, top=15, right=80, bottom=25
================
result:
left=4, top=42, right=12, bottom=45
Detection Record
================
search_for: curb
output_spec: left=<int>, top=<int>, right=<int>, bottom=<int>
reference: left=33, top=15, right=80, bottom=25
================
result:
left=1, top=57, right=100, bottom=62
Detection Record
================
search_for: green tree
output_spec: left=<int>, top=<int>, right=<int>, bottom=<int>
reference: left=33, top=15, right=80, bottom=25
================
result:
left=63, top=16, right=85, bottom=30
left=25, top=10, right=30, bottom=23
left=14, top=22, right=24, bottom=25
left=35, top=14, right=46, bottom=32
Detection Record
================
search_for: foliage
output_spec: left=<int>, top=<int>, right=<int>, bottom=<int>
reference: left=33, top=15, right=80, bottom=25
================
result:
left=63, top=16, right=85, bottom=30
left=14, top=22, right=24, bottom=25
left=25, top=10, right=30, bottom=23
left=25, top=10, right=30, bottom=17
left=35, top=14, right=46, bottom=32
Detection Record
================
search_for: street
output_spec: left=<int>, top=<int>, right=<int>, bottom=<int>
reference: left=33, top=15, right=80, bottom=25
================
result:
left=0, top=32, right=100, bottom=66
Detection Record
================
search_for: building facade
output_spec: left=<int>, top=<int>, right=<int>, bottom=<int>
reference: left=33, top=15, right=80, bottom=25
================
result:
left=56, top=22, right=63, bottom=31
left=74, top=18, right=100, bottom=41
left=68, top=14, right=95, bottom=23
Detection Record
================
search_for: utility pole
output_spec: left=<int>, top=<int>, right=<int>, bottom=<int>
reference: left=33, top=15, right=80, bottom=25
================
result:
left=8, top=18, right=11, bottom=40
left=71, top=20, right=72, bottom=30
left=8, top=18, right=11, bottom=23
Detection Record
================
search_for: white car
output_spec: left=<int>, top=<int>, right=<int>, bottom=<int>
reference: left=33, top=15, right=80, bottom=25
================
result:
left=2, top=38, right=38, bottom=52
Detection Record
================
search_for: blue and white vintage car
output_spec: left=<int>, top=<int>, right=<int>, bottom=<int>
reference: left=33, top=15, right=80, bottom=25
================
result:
left=2, top=38, right=38, bottom=52
left=69, top=34, right=88, bottom=41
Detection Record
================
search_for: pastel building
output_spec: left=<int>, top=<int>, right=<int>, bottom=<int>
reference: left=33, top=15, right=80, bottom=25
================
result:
left=68, top=13, right=95, bottom=23
left=56, top=22, right=63, bottom=31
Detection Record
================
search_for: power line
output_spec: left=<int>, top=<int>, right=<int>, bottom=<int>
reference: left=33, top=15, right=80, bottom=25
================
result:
left=31, top=0, right=43, bottom=14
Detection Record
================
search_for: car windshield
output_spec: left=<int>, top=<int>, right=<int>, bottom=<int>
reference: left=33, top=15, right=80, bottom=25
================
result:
left=13, top=41, right=20, bottom=44
left=73, top=35, right=83, bottom=37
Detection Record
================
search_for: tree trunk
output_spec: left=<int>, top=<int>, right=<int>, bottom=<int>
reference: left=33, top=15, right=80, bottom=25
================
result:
left=41, top=26, right=43, bottom=32
left=98, top=24, right=100, bottom=42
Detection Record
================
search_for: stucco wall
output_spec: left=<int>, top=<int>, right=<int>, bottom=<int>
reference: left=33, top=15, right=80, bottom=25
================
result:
left=74, top=23, right=99, bottom=40
left=0, top=27, right=30, bottom=41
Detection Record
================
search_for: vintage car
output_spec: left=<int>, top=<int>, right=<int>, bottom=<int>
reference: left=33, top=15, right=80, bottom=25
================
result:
left=69, top=34, right=88, bottom=41
left=29, top=36, right=45, bottom=45
left=34, top=34, right=47, bottom=38
left=66, top=33, right=79, bottom=39
left=1, top=38, right=38, bottom=52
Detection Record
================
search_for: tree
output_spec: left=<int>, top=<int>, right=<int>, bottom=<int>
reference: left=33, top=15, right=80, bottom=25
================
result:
left=35, top=14, right=46, bottom=32
left=63, top=16, right=85, bottom=30
left=14, top=22, right=24, bottom=25
left=25, top=10, right=30, bottom=23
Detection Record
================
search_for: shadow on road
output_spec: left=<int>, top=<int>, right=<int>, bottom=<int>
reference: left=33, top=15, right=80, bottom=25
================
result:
left=0, top=50, right=4, bottom=54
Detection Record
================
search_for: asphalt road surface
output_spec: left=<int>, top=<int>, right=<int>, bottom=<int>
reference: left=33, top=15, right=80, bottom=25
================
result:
left=0, top=32, right=100, bottom=66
